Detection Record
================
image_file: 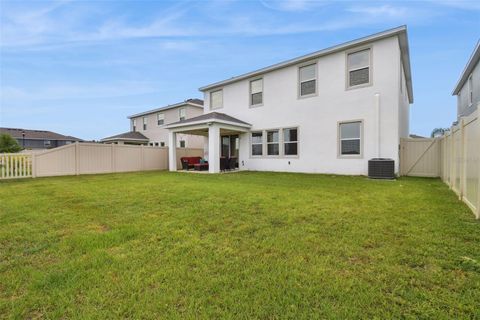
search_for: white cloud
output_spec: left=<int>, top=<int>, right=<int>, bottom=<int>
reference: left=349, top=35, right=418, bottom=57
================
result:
left=259, top=0, right=330, bottom=12
left=347, top=5, right=408, bottom=18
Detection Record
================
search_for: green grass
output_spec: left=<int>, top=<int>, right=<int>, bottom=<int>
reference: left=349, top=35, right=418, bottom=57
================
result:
left=1, top=171, right=479, bottom=319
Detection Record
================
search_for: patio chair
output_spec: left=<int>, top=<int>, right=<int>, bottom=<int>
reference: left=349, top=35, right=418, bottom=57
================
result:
left=228, top=157, right=237, bottom=170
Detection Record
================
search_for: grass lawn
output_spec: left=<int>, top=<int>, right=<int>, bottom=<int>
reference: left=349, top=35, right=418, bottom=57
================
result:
left=1, top=171, right=479, bottom=319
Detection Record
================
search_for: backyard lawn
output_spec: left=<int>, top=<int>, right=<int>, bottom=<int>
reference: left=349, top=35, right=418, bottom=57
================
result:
left=0, top=171, right=479, bottom=319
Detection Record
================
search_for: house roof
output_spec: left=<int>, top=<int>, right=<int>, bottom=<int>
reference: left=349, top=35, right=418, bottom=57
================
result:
left=452, top=40, right=480, bottom=95
left=199, top=25, right=414, bottom=103
left=100, top=131, right=149, bottom=142
left=128, top=98, right=204, bottom=119
left=0, top=127, right=82, bottom=141
left=166, top=112, right=251, bottom=129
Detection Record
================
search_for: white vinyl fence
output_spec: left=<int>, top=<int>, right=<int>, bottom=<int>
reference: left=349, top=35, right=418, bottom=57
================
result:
left=401, top=109, right=479, bottom=219
left=439, top=109, right=480, bottom=219
left=0, top=143, right=203, bottom=180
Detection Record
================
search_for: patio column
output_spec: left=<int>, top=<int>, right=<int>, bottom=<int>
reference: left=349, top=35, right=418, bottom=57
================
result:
left=208, top=124, right=220, bottom=173
left=168, top=131, right=177, bottom=171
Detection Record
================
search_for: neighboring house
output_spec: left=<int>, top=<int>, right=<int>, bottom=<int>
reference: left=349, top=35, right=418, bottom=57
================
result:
left=0, top=127, right=82, bottom=150
left=166, top=26, right=413, bottom=174
left=101, top=99, right=205, bottom=148
left=452, top=40, right=480, bottom=119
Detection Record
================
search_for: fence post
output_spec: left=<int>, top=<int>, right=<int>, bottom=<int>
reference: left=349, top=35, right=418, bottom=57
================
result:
left=459, top=118, right=466, bottom=201
left=477, top=113, right=480, bottom=220
left=449, top=125, right=455, bottom=189
left=141, top=145, right=145, bottom=171
left=75, top=142, right=80, bottom=175
left=31, top=153, right=37, bottom=178
left=111, top=143, right=116, bottom=173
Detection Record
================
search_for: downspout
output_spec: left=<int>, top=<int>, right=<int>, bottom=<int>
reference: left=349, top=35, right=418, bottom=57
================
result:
left=374, top=93, right=381, bottom=158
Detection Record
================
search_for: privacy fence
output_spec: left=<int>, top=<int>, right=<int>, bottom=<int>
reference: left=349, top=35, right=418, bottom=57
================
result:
left=401, top=108, right=480, bottom=219
left=0, top=143, right=203, bottom=180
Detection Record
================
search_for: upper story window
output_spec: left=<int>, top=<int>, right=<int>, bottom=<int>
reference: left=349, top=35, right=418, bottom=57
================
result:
left=179, top=108, right=186, bottom=121
left=468, top=74, right=473, bottom=106
left=179, top=140, right=186, bottom=148
left=299, top=63, right=317, bottom=97
left=143, top=117, right=147, bottom=130
left=284, top=128, right=298, bottom=156
left=347, top=48, right=371, bottom=88
left=157, top=113, right=164, bottom=126
left=339, top=121, right=362, bottom=156
left=251, top=132, right=263, bottom=156
left=132, top=119, right=137, bottom=132
left=250, top=78, right=263, bottom=106
left=210, top=89, right=223, bottom=110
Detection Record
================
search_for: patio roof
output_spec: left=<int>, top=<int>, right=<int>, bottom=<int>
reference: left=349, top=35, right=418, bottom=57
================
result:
left=165, top=112, right=251, bottom=130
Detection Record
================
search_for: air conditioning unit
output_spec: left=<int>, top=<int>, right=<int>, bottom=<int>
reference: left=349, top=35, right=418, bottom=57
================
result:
left=368, top=158, right=395, bottom=179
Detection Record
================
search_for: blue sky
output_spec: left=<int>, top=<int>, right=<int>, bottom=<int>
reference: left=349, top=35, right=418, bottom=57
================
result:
left=0, top=0, right=479, bottom=140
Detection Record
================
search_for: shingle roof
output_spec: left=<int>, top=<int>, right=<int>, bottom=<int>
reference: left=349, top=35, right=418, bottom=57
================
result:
left=166, top=112, right=251, bottom=128
left=128, top=98, right=204, bottom=119
left=100, top=131, right=149, bottom=142
left=0, top=127, right=82, bottom=141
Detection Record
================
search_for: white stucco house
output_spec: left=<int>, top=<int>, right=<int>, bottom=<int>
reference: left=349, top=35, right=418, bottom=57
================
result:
left=166, top=26, right=413, bottom=175
left=101, top=99, right=205, bottom=148
left=453, top=40, right=479, bottom=119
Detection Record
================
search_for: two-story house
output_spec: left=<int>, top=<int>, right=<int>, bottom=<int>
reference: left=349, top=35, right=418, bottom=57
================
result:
left=453, top=41, right=479, bottom=119
left=0, top=127, right=82, bottom=150
left=101, top=99, right=205, bottom=148
left=166, top=26, right=413, bottom=175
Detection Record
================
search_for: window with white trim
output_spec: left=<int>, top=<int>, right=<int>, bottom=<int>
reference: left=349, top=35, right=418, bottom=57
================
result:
left=179, top=140, right=186, bottom=148
left=266, top=130, right=279, bottom=155
left=347, top=49, right=371, bottom=88
left=468, top=74, right=473, bottom=106
left=299, top=63, right=316, bottom=96
left=210, top=90, right=223, bottom=109
left=157, top=113, right=164, bottom=125
left=283, top=128, right=298, bottom=156
left=179, top=108, right=186, bottom=121
left=339, top=121, right=362, bottom=156
left=160, top=142, right=165, bottom=147
left=143, top=117, right=147, bottom=130
left=132, top=119, right=137, bottom=132
left=250, top=78, right=263, bottom=106
left=251, top=132, right=263, bottom=156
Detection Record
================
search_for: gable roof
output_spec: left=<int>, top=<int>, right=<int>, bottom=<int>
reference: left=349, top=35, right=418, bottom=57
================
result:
left=166, top=112, right=251, bottom=129
left=452, top=40, right=480, bottom=95
left=128, top=98, right=204, bottom=119
left=0, top=127, right=82, bottom=141
left=100, top=131, right=149, bottom=142
left=199, top=25, right=413, bottom=103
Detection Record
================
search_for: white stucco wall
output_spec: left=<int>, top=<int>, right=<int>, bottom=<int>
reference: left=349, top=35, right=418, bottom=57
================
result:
left=203, top=36, right=409, bottom=175
left=131, top=105, right=204, bottom=148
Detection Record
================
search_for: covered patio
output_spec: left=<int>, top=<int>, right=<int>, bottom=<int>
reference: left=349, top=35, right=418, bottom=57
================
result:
left=165, top=112, right=251, bottom=173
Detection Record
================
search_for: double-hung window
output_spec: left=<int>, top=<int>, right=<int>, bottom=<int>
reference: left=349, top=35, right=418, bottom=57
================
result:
left=251, top=132, right=263, bottom=156
left=157, top=113, right=164, bottom=125
left=179, top=140, right=186, bottom=148
left=160, top=142, right=165, bottom=147
left=299, top=63, right=316, bottom=97
left=143, top=117, right=147, bottom=130
left=210, top=89, right=223, bottom=109
left=250, top=78, right=263, bottom=106
left=347, top=49, right=371, bottom=88
left=266, top=130, right=279, bottom=156
left=179, top=108, right=186, bottom=121
left=284, top=128, right=298, bottom=156
left=132, top=119, right=137, bottom=132
left=339, top=121, right=362, bottom=156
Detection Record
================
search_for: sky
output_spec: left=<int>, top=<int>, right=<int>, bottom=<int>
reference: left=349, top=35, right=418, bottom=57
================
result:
left=0, top=0, right=479, bottom=141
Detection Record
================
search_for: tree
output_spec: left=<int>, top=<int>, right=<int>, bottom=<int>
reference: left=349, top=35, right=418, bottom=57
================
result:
left=431, top=128, right=448, bottom=138
left=0, top=134, right=22, bottom=153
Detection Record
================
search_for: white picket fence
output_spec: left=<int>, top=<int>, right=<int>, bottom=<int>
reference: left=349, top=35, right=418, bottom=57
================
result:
left=0, top=143, right=203, bottom=180
left=0, top=153, right=33, bottom=179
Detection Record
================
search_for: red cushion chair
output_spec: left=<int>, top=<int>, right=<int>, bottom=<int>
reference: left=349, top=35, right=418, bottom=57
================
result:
left=180, top=157, right=203, bottom=170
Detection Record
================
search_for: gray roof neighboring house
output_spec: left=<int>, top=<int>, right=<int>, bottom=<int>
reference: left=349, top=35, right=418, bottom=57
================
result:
left=166, top=112, right=251, bottom=129
left=128, top=98, right=204, bottom=119
left=198, top=25, right=414, bottom=104
left=100, top=131, right=149, bottom=142
left=0, top=127, right=82, bottom=141
left=452, top=40, right=480, bottom=95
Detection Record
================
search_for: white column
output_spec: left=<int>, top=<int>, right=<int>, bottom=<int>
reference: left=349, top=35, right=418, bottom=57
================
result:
left=208, top=124, right=220, bottom=173
left=168, top=131, right=177, bottom=171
